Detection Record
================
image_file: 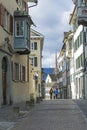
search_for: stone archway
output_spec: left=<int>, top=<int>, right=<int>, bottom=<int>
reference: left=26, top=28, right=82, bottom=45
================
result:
left=2, top=57, right=7, bottom=105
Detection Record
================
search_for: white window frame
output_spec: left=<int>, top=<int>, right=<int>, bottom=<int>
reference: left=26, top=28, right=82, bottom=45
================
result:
left=31, top=57, right=38, bottom=67
left=5, top=10, right=10, bottom=32
left=31, top=42, right=37, bottom=50
left=14, top=63, right=20, bottom=81
left=15, top=20, right=24, bottom=37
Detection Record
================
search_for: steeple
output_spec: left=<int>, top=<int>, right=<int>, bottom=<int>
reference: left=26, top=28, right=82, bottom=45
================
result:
left=54, top=50, right=58, bottom=75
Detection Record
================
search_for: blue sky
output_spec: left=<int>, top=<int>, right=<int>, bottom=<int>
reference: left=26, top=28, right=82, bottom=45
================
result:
left=29, top=0, right=74, bottom=68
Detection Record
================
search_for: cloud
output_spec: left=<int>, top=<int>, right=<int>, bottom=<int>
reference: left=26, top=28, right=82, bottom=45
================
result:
left=42, top=52, right=55, bottom=68
left=29, top=0, right=74, bottom=67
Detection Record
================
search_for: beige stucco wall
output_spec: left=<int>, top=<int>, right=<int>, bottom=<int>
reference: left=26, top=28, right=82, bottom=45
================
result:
left=29, top=33, right=43, bottom=101
left=0, top=0, right=30, bottom=104
left=12, top=55, right=30, bottom=103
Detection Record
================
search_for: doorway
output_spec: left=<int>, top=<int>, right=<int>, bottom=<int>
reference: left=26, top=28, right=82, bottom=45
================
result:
left=2, top=57, right=7, bottom=105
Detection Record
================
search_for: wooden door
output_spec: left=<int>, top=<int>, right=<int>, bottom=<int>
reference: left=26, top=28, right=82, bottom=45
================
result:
left=2, top=57, right=7, bottom=105
left=2, top=71, right=6, bottom=105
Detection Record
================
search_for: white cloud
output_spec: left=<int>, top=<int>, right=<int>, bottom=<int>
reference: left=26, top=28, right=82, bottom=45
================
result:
left=29, top=0, right=74, bottom=67
left=42, top=52, right=55, bottom=68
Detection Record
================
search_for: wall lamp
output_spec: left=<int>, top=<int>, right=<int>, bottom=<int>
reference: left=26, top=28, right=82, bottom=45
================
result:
left=28, top=0, right=38, bottom=8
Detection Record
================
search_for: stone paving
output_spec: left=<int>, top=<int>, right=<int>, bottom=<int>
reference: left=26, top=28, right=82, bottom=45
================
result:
left=11, top=99, right=87, bottom=130
left=0, top=102, right=34, bottom=130
left=74, top=99, right=87, bottom=122
left=0, top=99, right=87, bottom=130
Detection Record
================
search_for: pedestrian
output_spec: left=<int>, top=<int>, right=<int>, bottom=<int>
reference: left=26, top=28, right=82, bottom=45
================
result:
left=49, top=88, right=53, bottom=99
left=54, top=88, right=58, bottom=99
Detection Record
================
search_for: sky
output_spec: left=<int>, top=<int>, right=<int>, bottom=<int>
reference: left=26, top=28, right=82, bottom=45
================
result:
left=29, top=0, right=74, bottom=68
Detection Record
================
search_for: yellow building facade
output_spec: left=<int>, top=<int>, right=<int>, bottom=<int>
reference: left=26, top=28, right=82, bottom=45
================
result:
left=29, top=29, right=44, bottom=102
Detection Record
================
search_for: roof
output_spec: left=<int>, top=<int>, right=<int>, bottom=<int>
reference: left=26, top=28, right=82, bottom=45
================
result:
left=30, top=29, right=44, bottom=38
left=49, top=74, right=57, bottom=81
left=42, top=68, right=54, bottom=81
left=30, top=29, right=44, bottom=50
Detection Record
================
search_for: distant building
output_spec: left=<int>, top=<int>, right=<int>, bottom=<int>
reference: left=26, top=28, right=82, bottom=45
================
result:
left=45, top=74, right=57, bottom=99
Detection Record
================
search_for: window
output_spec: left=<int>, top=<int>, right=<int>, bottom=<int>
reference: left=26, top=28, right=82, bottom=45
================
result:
left=84, top=31, right=87, bottom=43
left=34, top=42, right=37, bottom=50
left=80, top=32, right=83, bottom=44
left=14, top=63, right=19, bottom=81
left=5, top=10, right=10, bottom=32
left=34, top=57, right=37, bottom=66
left=82, top=0, right=87, bottom=6
left=12, top=62, right=26, bottom=82
left=22, top=66, right=26, bottom=81
left=16, top=0, right=28, bottom=12
left=0, top=4, right=13, bottom=34
left=31, top=57, right=38, bottom=67
left=15, top=21, right=24, bottom=37
left=31, top=42, right=37, bottom=50
left=74, top=31, right=83, bottom=52
left=76, top=54, right=84, bottom=69
left=10, top=15, right=13, bottom=34
left=0, top=4, right=5, bottom=27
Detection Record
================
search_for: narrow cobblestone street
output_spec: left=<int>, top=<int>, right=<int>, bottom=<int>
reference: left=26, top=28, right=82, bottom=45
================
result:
left=7, top=99, right=87, bottom=130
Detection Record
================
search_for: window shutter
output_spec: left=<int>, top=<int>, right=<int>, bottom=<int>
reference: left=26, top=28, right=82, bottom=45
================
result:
left=10, top=15, right=13, bottom=34
left=11, top=61, right=15, bottom=81
left=0, top=4, right=5, bottom=27
left=84, top=32, right=86, bottom=43
left=26, top=66, right=28, bottom=82
left=19, top=64, right=22, bottom=81
left=26, top=3, right=28, bottom=13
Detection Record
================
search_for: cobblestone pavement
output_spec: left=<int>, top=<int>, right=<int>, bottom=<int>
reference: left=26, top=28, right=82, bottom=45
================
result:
left=74, top=99, right=87, bottom=122
left=0, top=102, right=34, bottom=130
left=0, top=99, right=87, bottom=130
left=10, top=99, right=87, bottom=130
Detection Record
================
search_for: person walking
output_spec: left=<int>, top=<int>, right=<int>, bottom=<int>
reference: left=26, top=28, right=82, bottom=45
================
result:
left=49, top=88, right=53, bottom=99
left=54, top=88, right=58, bottom=99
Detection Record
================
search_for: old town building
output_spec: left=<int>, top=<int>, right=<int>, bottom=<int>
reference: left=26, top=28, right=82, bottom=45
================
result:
left=57, top=0, right=87, bottom=99
left=29, top=29, right=44, bottom=102
left=0, top=0, right=43, bottom=107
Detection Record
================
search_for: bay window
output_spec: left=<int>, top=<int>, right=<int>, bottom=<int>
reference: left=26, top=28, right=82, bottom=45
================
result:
left=15, top=21, right=24, bottom=37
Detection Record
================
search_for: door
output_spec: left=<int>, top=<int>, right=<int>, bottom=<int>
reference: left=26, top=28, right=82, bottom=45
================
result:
left=2, top=57, right=7, bottom=105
